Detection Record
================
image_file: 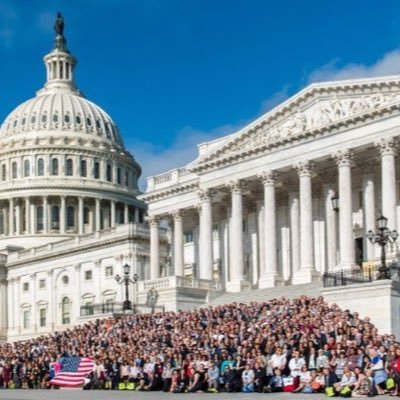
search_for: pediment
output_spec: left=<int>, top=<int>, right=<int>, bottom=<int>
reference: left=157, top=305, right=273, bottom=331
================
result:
left=190, top=76, right=400, bottom=172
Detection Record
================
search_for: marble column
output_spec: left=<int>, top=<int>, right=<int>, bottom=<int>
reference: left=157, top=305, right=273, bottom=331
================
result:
left=259, top=171, right=282, bottom=288
left=288, top=191, right=300, bottom=277
left=227, top=180, right=244, bottom=291
left=198, top=189, right=213, bottom=281
left=78, top=197, right=84, bottom=234
left=124, top=203, right=129, bottom=224
left=256, top=200, right=265, bottom=286
left=43, top=196, right=48, bottom=234
left=15, top=200, right=21, bottom=235
left=362, top=172, right=376, bottom=261
left=323, top=183, right=337, bottom=271
left=292, top=161, right=318, bottom=284
left=7, top=278, right=14, bottom=331
left=377, top=138, right=397, bottom=230
left=149, top=215, right=160, bottom=280
left=60, top=196, right=66, bottom=234
left=110, top=200, right=116, bottom=228
left=9, top=198, right=14, bottom=236
left=95, top=198, right=101, bottom=231
left=25, top=197, right=30, bottom=234
left=172, top=210, right=184, bottom=277
left=134, top=207, right=140, bottom=223
left=334, top=149, right=355, bottom=268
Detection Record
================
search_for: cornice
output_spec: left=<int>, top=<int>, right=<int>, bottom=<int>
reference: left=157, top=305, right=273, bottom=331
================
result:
left=139, top=180, right=199, bottom=202
left=191, top=100, right=400, bottom=173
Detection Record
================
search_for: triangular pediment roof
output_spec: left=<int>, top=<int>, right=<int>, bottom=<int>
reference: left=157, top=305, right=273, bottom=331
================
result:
left=190, top=75, right=400, bottom=172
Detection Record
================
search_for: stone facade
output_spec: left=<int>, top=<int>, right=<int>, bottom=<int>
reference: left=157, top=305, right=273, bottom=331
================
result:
left=141, top=76, right=400, bottom=306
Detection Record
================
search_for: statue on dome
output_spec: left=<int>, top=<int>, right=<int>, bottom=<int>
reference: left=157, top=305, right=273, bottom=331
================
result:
left=54, top=12, right=64, bottom=36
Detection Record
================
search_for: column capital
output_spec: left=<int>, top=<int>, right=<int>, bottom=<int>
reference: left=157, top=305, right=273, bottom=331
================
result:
left=293, top=160, right=315, bottom=177
left=332, top=149, right=354, bottom=167
left=226, top=179, right=243, bottom=194
left=197, top=188, right=214, bottom=202
left=146, top=214, right=159, bottom=226
left=375, top=137, right=398, bottom=156
left=258, top=170, right=277, bottom=186
left=171, top=209, right=183, bottom=221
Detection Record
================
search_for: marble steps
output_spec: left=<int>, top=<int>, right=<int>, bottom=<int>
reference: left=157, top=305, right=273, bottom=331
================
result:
left=207, top=281, right=323, bottom=306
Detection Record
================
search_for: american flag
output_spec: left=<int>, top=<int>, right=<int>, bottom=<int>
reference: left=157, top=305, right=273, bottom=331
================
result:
left=50, top=357, right=94, bottom=387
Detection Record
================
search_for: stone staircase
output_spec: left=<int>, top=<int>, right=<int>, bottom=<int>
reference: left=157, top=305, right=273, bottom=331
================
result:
left=207, top=281, right=323, bottom=306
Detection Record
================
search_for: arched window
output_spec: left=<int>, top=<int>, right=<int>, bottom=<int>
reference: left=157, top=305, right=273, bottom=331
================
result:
left=61, top=297, right=71, bottom=324
left=51, top=158, right=59, bottom=175
left=116, top=167, right=121, bottom=184
left=24, top=159, right=30, bottom=177
left=36, top=206, right=44, bottom=231
left=106, top=164, right=112, bottom=182
left=64, top=114, right=70, bottom=123
left=12, top=162, right=17, bottom=179
left=80, top=160, right=87, bottom=177
left=125, top=171, right=129, bottom=187
left=37, top=159, right=44, bottom=176
left=1, top=164, right=6, bottom=181
left=94, top=162, right=100, bottom=179
left=67, top=206, right=75, bottom=229
left=51, top=206, right=60, bottom=230
left=66, top=159, right=73, bottom=176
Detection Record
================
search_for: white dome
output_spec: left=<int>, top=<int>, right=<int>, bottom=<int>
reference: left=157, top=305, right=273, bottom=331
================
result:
left=0, top=93, right=124, bottom=148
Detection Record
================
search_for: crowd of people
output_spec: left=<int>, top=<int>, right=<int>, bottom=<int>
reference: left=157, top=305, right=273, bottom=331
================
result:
left=0, top=295, right=399, bottom=397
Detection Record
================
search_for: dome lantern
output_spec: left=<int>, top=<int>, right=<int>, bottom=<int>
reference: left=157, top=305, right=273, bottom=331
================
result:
left=39, top=12, right=80, bottom=96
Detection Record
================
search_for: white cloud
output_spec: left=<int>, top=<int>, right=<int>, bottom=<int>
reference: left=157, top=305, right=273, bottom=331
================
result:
left=307, top=49, right=400, bottom=83
left=130, top=124, right=242, bottom=191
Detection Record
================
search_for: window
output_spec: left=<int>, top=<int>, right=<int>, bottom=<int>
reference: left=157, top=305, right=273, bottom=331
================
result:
left=358, top=190, right=363, bottom=209
left=23, top=282, right=29, bottom=292
left=64, top=114, right=70, bottom=123
left=83, top=207, right=89, bottom=224
left=51, top=206, right=60, bottom=230
left=86, top=117, right=92, bottom=126
left=66, top=159, right=73, bottom=176
left=53, top=114, right=59, bottom=123
left=212, top=225, right=219, bottom=240
left=184, top=230, right=193, bottom=243
left=36, top=206, right=44, bottom=231
left=94, top=162, right=100, bottom=179
left=138, top=210, right=144, bottom=224
left=67, top=206, right=75, bottom=229
left=76, top=115, right=81, bottom=124
left=12, top=161, right=17, bottom=179
left=24, top=159, right=30, bottom=177
left=38, top=279, right=46, bottom=289
left=125, top=171, right=129, bottom=187
left=106, top=164, right=112, bottom=182
left=62, top=275, right=69, bottom=285
left=85, top=270, right=93, bottom=281
left=117, top=167, right=121, bottom=184
left=41, top=114, right=47, bottom=123
left=31, top=115, right=36, bottom=124
left=105, top=298, right=114, bottom=312
left=80, top=160, right=87, bottom=177
left=37, top=158, right=44, bottom=176
left=61, top=297, right=70, bottom=325
left=23, top=310, right=30, bottom=329
left=51, top=158, right=59, bottom=175
left=105, top=266, right=113, bottom=277
left=1, top=164, right=6, bottom=181
left=39, top=308, right=46, bottom=327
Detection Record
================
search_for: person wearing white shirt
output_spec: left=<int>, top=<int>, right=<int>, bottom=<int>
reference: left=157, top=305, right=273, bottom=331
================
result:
left=288, top=351, right=306, bottom=378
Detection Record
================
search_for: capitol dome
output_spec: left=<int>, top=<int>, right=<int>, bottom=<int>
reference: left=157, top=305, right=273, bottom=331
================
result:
left=0, top=14, right=145, bottom=248
left=0, top=93, right=124, bottom=148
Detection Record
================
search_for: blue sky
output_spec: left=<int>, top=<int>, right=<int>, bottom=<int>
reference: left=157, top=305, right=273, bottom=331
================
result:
left=1, top=0, right=400, bottom=190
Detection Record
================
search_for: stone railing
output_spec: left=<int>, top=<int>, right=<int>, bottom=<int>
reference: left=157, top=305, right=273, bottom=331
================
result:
left=146, top=168, right=196, bottom=191
left=137, top=275, right=219, bottom=292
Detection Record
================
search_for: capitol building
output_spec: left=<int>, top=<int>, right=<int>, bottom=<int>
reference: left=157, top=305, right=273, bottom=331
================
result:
left=2, top=15, right=400, bottom=342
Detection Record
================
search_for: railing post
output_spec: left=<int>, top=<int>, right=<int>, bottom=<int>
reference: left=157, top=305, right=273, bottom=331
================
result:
left=368, top=267, right=372, bottom=282
left=334, top=274, right=337, bottom=287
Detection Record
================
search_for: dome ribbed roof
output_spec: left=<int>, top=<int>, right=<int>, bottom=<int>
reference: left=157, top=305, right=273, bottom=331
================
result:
left=0, top=93, right=124, bottom=147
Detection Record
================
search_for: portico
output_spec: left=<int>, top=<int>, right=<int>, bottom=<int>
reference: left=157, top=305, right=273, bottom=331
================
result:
left=141, top=76, right=400, bottom=293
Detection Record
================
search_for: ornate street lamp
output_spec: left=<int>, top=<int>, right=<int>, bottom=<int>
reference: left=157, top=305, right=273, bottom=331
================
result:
left=115, top=263, right=139, bottom=311
left=331, top=196, right=339, bottom=212
left=367, top=215, right=398, bottom=280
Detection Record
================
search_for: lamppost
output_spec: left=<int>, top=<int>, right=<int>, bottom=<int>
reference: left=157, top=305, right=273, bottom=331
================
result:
left=367, top=215, right=398, bottom=280
left=115, top=263, right=139, bottom=311
left=146, top=287, right=159, bottom=313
